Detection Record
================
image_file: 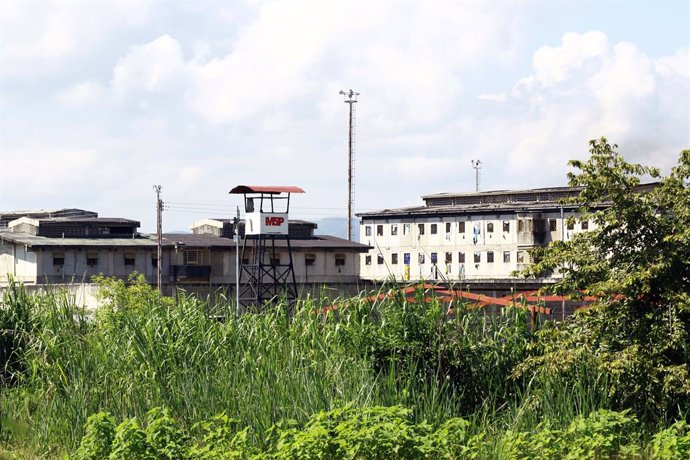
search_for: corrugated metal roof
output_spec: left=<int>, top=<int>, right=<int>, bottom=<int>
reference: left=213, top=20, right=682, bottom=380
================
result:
left=357, top=201, right=582, bottom=218
left=162, top=233, right=371, bottom=251
left=229, top=185, right=305, bottom=194
left=0, top=231, right=159, bottom=248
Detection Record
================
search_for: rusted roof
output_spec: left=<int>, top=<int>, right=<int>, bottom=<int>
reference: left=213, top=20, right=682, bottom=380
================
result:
left=229, top=185, right=305, bottom=194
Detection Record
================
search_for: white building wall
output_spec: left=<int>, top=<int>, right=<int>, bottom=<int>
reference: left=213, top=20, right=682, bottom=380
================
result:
left=0, top=242, right=39, bottom=284
left=360, top=212, right=594, bottom=281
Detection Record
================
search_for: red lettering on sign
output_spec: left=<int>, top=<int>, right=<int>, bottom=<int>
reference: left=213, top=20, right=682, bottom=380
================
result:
left=265, top=217, right=285, bottom=226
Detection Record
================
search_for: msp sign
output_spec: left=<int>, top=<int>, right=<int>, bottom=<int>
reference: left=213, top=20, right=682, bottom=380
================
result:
left=246, top=212, right=289, bottom=235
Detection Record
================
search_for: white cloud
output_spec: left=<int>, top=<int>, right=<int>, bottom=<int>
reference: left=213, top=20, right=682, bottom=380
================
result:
left=478, top=93, right=508, bottom=102
left=0, top=0, right=156, bottom=76
left=112, top=35, right=186, bottom=97
left=58, top=82, right=105, bottom=107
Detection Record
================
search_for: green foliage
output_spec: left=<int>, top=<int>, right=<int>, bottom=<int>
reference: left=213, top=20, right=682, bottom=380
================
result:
left=72, top=412, right=117, bottom=460
left=519, top=139, right=690, bottom=422
left=500, top=409, right=639, bottom=459
left=650, top=420, right=690, bottom=459
left=68, top=406, right=690, bottom=460
left=108, top=418, right=154, bottom=460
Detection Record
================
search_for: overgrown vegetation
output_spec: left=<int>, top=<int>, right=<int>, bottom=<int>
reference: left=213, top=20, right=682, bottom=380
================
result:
left=1, top=139, right=688, bottom=458
left=520, top=139, right=690, bottom=424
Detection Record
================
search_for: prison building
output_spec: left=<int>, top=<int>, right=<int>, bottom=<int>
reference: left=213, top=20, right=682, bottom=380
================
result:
left=357, top=186, right=595, bottom=282
left=0, top=214, right=162, bottom=285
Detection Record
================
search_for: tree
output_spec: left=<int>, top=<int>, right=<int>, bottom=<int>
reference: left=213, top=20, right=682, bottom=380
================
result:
left=517, top=138, right=690, bottom=422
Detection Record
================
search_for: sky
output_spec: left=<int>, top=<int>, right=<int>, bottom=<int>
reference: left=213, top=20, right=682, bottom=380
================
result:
left=1, top=0, right=688, bottom=233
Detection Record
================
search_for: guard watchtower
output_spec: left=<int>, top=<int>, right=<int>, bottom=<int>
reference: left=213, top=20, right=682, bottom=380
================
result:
left=229, top=185, right=305, bottom=312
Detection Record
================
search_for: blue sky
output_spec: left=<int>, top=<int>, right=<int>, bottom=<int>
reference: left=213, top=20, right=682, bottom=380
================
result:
left=1, top=0, right=688, bottom=233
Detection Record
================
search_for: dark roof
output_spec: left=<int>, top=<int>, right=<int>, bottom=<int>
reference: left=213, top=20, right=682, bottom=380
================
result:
left=420, top=185, right=582, bottom=200
left=35, top=217, right=140, bottom=225
left=0, top=230, right=158, bottom=248
left=229, top=185, right=305, bottom=194
left=357, top=201, right=582, bottom=219
left=162, top=233, right=370, bottom=251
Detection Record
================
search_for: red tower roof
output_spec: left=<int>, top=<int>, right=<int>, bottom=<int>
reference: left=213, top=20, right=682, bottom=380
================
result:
left=229, top=185, right=305, bottom=194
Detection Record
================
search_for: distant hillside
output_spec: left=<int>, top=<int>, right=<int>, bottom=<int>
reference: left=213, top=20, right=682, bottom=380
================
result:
left=314, top=218, right=359, bottom=241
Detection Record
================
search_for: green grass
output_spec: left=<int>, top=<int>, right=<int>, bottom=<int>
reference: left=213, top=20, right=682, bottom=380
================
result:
left=0, top=277, right=685, bottom=458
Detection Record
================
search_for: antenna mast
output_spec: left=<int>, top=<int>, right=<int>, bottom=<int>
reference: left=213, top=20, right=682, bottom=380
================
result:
left=471, top=160, right=482, bottom=192
left=340, top=89, right=359, bottom=241
left=153, top=185, right=163, bottom=293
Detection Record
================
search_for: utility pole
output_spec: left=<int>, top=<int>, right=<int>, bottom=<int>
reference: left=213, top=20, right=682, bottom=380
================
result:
left=471, top=160, right=482, bottom=192
left=340, top=89, right=359, bottom=241
left=153, top=185, right=163, bottom=294
left=234, top=206, right=240, bottom=315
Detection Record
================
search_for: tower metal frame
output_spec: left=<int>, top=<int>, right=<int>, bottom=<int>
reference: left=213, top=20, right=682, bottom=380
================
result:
left=229, top=185, right=304, bottom=313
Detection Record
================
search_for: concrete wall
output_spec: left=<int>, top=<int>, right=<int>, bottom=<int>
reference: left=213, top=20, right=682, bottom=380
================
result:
left=0, top=242, right=38, bottom=284
left=36, top=248, right=161, bottom=284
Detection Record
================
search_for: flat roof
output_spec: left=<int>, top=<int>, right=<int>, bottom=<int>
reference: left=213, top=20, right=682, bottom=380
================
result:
left=0, top=231, right=158, bottom=248
left=357, top=201, right=583, bottom=219
left=420, top=185, right=582, bottom=200
left=229, top=185, right=305, bottom=194
left=162, top=233, right=371, bottom=251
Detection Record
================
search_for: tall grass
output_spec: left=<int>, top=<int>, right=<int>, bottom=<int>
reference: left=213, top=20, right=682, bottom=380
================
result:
left=0, top=277, right=621, bottom=457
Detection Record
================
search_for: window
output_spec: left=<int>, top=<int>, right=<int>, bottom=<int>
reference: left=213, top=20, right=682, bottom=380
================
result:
left=391, top=224, right=398, bottom=236
left=517, top=251, right=525, bottom=264
left=418, top=253, right=425, bottom=264
left=151, top=254, right=158, bottom=268
left=519, top=219, right=533, bottom=232
left=503, top=221, right=510, bottom=232
left=270, top=254, right=281, bottom=265
left=53, top=252, right=65, bottom=266
left=474, top=252, right=481, bottom=263
left=365, top=255, right=372, bottom=265
left=377, top=254, right=384, bottom=265
left=242, top=258, right=250, bottom=265
left=549, top=219, right=557, bottom=232
left=87, top=253, right=98, bottom=267
left=418, top=224, right=425, bottom=235
left=335, top=254, right=346, bottom=266
left=458, top=221, right=466, bottom=233
left=445, top=222, right=451, bottom=233
left=487, top=251, right=494, bottom=263
left=305, top=254, right=316, bottom=266
left=403, top=224, right=410, bottom=235
left=391, top=253, right=398, bottom=265
left=430, top=224, right=437, bottom=234
left=567, top=220, right=574, bottom=230
left=581, top=220, right=589, bottom=230
left=431, top=252, right=438, bottom=263
left=124, top=253, right=136, bottom=266
left=487, top=222, right=494, bottom=233
left=445, top=252, right=452, bottom=263
left=458, top=252, right=465, bottom=263
left=503, top=251, right=511, bottom=263
left=377, top=225, right=383, bottom=236
left=365, top=226, right=372, bottom=236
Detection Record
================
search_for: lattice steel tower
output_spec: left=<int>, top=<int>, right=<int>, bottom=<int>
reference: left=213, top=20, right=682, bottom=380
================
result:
left=229, top=185, right=305, bottom=313
left=339, top=89, right=359, bottom=241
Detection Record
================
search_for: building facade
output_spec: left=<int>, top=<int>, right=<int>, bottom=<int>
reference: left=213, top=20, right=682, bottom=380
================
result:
left=0, top=211, right=370, bottom=290
left=358, top=186, right=596, bottom=282
left=0, top=215, right=162, bottom=285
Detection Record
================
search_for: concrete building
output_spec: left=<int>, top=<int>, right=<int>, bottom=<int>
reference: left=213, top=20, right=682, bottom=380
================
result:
left=358, top=186, right=596, bottom=282
left=0, top=215, right=162, bottom=285
left=185, top=218, right=368, bottom=285
left=0, top=211, right=370, bottom=292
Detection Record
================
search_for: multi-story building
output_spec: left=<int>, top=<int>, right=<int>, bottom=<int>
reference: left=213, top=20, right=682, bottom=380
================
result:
left=0, top=211, right=370, bottom=291
left=0, top=214, right=162, bottom=285
left=358, top=186, right=598, bottom=282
